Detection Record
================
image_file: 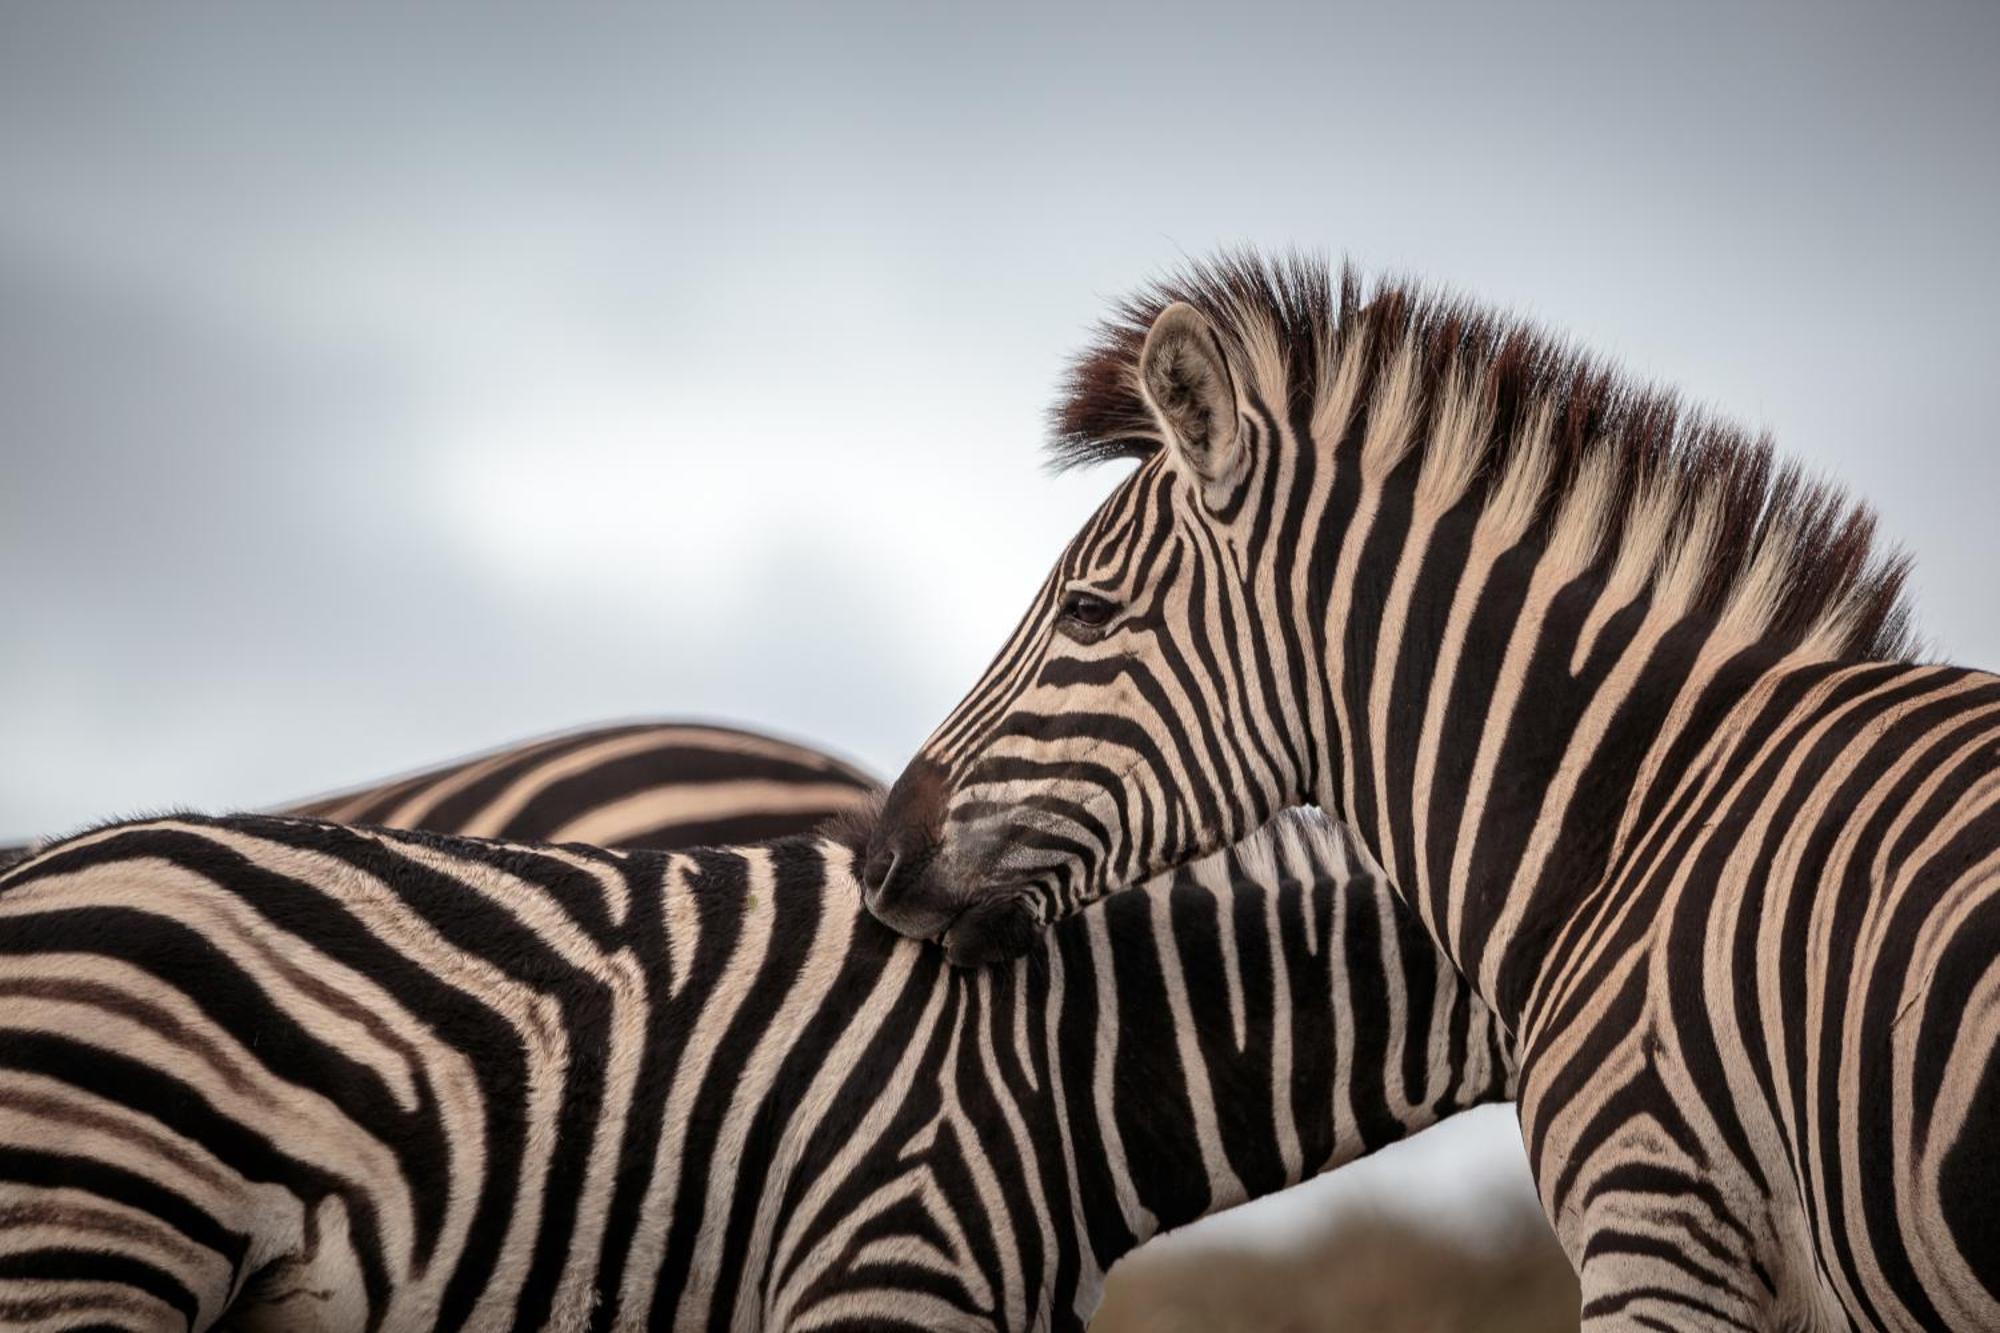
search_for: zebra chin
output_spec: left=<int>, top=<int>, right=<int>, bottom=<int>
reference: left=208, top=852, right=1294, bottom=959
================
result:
left=860, top=831, right=1056, bottom=966
left=860, top=756, right=1087, bottom=963
left=940, top=892, right=1045, bottom=967
left=862, top=846, right=1049, bottom=967
left=862, top=876, right=1044, bottom=967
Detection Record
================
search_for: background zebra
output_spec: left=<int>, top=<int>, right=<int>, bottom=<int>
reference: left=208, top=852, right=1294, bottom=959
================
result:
left=0, top=722, right=880, bottom=867
left=0, top=806, right=1508, bottom=1331
left=863, top=254, right=2000, bottom=1330
left=290, top=721, right=882, bottom=851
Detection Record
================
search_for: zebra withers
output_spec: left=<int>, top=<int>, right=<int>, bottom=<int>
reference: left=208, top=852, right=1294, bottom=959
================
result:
left=862, top=254, right=2000, bottom=1329
left=0, top=807, right=1509, bottom=1331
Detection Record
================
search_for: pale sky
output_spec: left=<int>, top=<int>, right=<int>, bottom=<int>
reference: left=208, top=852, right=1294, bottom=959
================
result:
left=2, top=0, right=1994, bottom=1260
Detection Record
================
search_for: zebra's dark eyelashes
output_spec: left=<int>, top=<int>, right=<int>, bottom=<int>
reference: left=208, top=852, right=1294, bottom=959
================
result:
left=1055, top=586, right=1121, bottom=642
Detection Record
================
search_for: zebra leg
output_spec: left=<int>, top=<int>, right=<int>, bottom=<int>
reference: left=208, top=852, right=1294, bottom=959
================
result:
left=1542, top=1146, right=1825, bottom=1333
left=1562, top=1180, right=1840, bottom=1332
left=1528, top=1093, right=1786, bottom=1330
left=1577, top=1276, right=1759, bottom=1331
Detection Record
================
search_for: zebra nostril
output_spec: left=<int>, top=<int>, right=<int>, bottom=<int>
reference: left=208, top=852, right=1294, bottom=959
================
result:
left=868, top=757, right=948, bottom=905
left=862, top=847, right=901, bottom=898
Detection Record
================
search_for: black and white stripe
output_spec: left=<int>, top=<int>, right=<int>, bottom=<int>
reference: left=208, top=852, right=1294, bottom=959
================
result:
left=1, top=722, right=879, bottom=869
left=0, top=804, right=1507, bottom=1331
left=290, top=721, right=881, bottom=851
left=867, top=254, right=2000, bottom=1330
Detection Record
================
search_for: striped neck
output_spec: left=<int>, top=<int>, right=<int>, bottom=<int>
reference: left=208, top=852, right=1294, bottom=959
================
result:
left=724, top=816, right=1514, bottom=1325
left=1026, top=254, right=1913, bottom=1043
left=1303, top=452, right=1861, bottom=1032
left=1035, top=816, right=1516, bottom=1257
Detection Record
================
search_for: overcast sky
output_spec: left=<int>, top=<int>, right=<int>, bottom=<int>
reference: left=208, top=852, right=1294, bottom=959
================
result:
left=2, top=0, right=1995, bottom=1258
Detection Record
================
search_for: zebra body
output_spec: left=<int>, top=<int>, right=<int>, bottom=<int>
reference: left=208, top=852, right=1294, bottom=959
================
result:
left=864, top=255, right=2000, bottom=1329
left=284, top=722, right=880, bottom=851
left=0, top=807, right=1508, bottom=1331
left=2, top=723, right=881, bottom=867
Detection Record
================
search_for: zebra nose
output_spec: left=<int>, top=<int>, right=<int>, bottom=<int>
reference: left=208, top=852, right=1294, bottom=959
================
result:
left=864, top=756, right=955, bottom=934
left=862, top=827, right=933, bottom=910
left=865, top=759, right=948, bottom=897
left=862, top=845, right=901, bottom=898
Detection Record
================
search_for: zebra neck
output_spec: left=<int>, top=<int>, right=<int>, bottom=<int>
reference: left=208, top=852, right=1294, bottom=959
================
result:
left=1062, top=840, right=1517, bottom=1261
left=1305, top=476, right=1817, bottom=1031
left=651, top=829, right=1516, bottom=1321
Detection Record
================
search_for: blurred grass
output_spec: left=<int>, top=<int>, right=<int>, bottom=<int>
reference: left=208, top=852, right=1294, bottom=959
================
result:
left=1093, top=1202, right=1579, bottom=1333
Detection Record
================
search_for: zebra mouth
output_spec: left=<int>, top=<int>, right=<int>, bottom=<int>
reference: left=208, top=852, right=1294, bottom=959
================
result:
left=939, top=893, right=1043, bottom=967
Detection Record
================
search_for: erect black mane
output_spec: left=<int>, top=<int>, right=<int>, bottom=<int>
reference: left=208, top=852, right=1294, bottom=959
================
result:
left=1050, top=251, right=1347, bottom=471
left=1048, top=250, right=1916, bottom=663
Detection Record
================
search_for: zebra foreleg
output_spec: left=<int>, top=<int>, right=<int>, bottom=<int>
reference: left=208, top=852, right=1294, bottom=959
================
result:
left=1575, top=1258, right=1766, bottom=1333
left=1569, top=1213, right=1848, bottom=1333
left=1554, top=1165, right=1781, bottom=1332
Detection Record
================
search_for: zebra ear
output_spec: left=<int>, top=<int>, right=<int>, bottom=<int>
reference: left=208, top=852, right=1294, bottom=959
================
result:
left=1138, top=302, right=1243, bottom=496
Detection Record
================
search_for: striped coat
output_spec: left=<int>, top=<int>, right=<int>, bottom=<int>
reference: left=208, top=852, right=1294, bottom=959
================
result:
left=0, top=807, right=1508, bottom=1331
left=863, top=255, right=2000, bottom=1329
left=288, top=722, right=880, bottom=851
left=1, top=722, right=879, bottom=868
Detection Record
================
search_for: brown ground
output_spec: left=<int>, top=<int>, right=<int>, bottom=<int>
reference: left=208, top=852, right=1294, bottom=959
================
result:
left=1092, top=1204, right=1579, bottom=1333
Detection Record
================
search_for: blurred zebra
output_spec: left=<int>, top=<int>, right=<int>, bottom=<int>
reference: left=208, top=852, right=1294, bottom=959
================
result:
left=863, top=254, right=2000, bottom=1329
left=0, top=721, right=880, bottom=864
left=290, top=721, right=882, bottom=850
left=0, top=805, right=1507, bottom=1331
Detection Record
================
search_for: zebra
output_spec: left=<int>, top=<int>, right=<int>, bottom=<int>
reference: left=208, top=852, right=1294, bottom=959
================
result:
left=0, top=800, right=1509, bottom=1330
left=288, top=721, right=883, bottom=851
left=860, top=253, right=2000, bottom=1330
left=0, top=721, right=879, bottom=868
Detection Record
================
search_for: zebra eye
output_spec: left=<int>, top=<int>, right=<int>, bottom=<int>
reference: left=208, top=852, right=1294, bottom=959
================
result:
left=1057, top=590, right=1119, bottom=637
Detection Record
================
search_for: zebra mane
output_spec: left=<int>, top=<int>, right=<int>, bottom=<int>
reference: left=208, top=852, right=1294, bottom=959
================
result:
left=1051, top=251, right=1916, bottom=663
left=1242, top=806, right=1372, bottom=883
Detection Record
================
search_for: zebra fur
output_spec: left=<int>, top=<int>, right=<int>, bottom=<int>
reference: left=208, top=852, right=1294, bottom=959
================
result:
left=0, top=722, right=880, bottom=869
left=0, top=805, right=1508, bottom=1331
left=282, top=721, right=880, bottom=851
left=864, top=253, right=2000, bottom=1330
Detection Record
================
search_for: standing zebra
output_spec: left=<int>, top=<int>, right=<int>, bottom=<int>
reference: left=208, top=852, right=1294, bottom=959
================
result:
left=0, top=803, right=1509, bottom=1330
left=862, top=254, right=2000, bottom=1330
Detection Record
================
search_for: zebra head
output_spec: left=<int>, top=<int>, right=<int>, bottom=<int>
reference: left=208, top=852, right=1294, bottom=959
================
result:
left=866, top=286, right=1318, bottom=959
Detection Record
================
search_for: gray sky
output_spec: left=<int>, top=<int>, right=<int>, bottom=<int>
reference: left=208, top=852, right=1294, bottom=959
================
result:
left=2, top=0, right=1994, bottom=1255
left=4, top=0, right=1996, bottom=837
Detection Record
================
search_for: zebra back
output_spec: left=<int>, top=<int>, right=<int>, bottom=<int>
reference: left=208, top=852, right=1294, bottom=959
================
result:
left=0, top=806, right=1509, bottom=1331
left=0, top=722, right=879, bottom=867
left=289, top=720, right=881, bottom=849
